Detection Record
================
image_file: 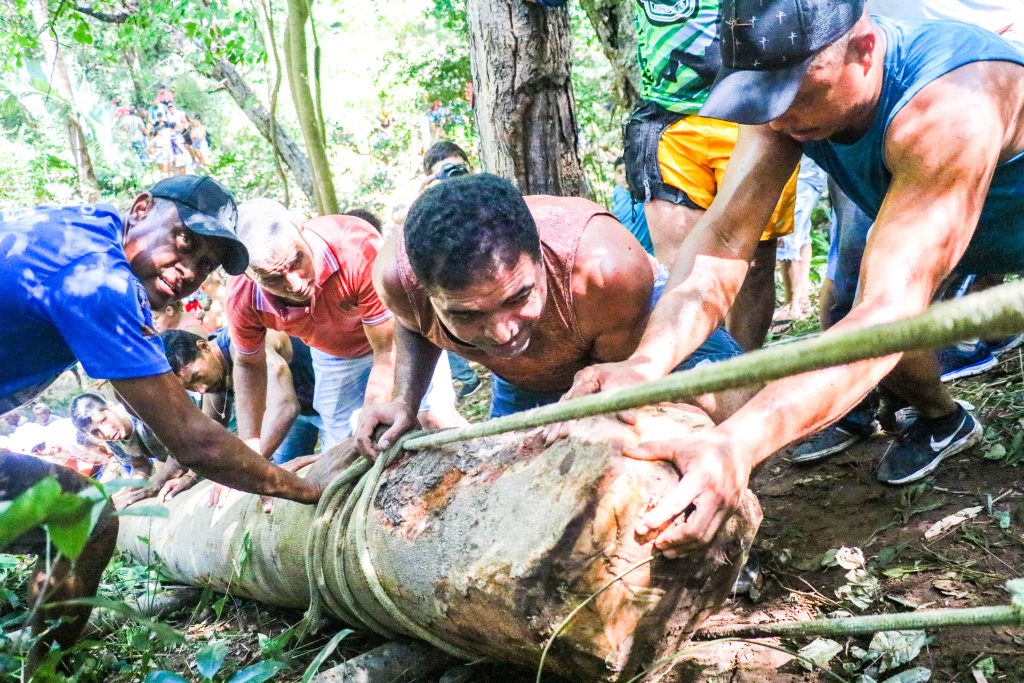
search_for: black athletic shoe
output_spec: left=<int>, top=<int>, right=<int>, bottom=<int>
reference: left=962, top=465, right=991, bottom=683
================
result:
left=876, top=405, right=982, bottom=485
left=791, top=408, right=878, bottom=464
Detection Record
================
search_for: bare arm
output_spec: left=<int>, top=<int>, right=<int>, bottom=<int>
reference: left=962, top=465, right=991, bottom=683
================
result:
left=628, top=125, right=802, bottom=378
left=362, top=318, right=397, bottom=407
left=233, top=346, right=268, bottom=452
left=631, top=63, right=1010, bottom=554
left=111, top=373, right=321, bottom=503
left=354, top=239, right=441, bottom=454
left=258, top=346, right=300, bottom=457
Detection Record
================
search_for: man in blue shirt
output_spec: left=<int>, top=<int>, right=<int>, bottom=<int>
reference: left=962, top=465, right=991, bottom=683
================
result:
left=610, top=156, right=655, bottom=256
left=0, top=175, right=349, bottom=670
left=558, top=0, right=1024, bottom=554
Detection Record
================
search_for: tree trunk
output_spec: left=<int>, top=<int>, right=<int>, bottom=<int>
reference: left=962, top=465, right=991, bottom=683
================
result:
left=579, top=0, right=641, bottom=110
left=205, top=54, right=315, bottom=205
left=465, top=0, right=584, bottom=196
left=284, top=0, right=338, bottom=215
left=117, top=406, right=761, bottom=681
left=122, top=45, right=146, bottom=106
left=31, top=0, right=100, bottom=202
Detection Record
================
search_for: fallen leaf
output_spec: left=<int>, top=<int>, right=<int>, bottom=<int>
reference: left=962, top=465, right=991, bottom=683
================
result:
left=797, top=638, right=843, bottom=671
left=932, top=579, right=972, bottom=600
left=924, top=506, right=983, bottom=540
left=866, top=630, right=929, bottom=673
left=880, top=666, right=932, bottom=683
left=836, top=547, right=867, bottom=570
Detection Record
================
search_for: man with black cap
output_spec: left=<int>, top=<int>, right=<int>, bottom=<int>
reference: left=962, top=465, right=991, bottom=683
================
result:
left=0, top=175, right=349, bottom=671
left=559, top=0, right=1024, bottom=554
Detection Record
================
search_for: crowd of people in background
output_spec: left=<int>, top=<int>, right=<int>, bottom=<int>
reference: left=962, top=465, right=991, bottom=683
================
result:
left=114, top=83, right=211, bottom=178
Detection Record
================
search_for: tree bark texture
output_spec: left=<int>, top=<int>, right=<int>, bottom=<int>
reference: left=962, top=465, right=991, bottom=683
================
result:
left=465, top=0, right=584, bottom=196
left=117, top=405, right=761, bottom=681
left=579, top=0, right=641, bottom=109
left=32, top=0, right=100, bottom=202
left=284, top=0, right=338, bottom=215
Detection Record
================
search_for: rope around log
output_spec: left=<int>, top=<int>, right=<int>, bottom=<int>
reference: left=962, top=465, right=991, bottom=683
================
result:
left=303, top=434, right=478, bottom=659
left=403, top=279, right=1024, bottom=451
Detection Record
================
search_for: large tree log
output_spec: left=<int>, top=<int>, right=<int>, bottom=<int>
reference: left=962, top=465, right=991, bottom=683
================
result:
left=117, top=406, right=761, bottom=681
left=465, top=0, right=585, bottom=196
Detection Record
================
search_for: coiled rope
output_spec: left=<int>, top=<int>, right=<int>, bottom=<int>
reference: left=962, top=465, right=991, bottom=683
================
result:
left=304, top=433, right=477, bottom=658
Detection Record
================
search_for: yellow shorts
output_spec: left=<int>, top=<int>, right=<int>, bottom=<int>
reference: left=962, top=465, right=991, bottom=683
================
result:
left=658, top=114, right=797, bottom=241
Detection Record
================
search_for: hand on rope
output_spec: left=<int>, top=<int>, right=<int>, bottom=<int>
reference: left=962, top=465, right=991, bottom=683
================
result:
left=354, top=400, right=419, bottom=458
left=539, top=360, right=650, bottom=445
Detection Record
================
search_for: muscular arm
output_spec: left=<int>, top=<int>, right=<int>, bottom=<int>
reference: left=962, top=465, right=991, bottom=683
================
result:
left=629, top=126, right=802, bottom=379
left=362, top=318, right=397, bottom=406
left=719, top=64, right=1007, bottom=470
left=111, top=372, right=319, bottom=503
left=573, top=215, right=660, bottom=362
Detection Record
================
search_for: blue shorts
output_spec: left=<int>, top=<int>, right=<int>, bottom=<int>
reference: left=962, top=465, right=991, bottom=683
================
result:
left=489, top=264, right=742, bottom=418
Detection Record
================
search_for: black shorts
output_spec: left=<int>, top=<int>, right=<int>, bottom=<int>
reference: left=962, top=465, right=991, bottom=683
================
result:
left=0, top=451, right=113, bottom=555
left=622, top=100, right=701, bottom=209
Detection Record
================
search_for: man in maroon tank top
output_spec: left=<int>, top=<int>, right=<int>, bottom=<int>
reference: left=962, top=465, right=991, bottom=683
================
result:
left=355, top=174, right=746, bottom=455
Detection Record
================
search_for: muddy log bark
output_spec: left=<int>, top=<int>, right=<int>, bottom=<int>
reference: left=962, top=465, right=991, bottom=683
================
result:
left=117, top=406, right=761, bottom=681
left=32, top=0, right=100, bottom=202
left=465, top=0, right=584, bottom=196
left=579, top=0, right=641, bottom=109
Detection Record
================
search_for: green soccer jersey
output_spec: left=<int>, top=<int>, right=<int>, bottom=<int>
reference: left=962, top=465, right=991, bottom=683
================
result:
left=633, top=0, right=723, bottom=115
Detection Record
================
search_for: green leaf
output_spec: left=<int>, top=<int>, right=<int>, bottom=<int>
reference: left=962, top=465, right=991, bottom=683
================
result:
left=0, top=477, right=61, bottom=549
left=983, top=443, right=1007, bottom=460
left=226, top=660, right=288, bottom=683
left=144, top=672, right=190, bottom=683
left=54, top=596, right=185, bottom=644
left=974, top=656, right=996, bottom=677
left=196, top=640, right=229, bottom=680
left=72, top=20, right=93, bottom=45
left=300, top=629, right=352, bottom=682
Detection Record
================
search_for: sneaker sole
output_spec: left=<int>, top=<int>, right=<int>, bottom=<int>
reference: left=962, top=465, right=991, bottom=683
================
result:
left=879, top=420, right=983, bottom=486
left=989, top=334, right=1024, bottom=357
left=457, top=382, right=482, bottom=399
left=940, top=356, right=998, bottom=382
left=791, top=433, right=866, bottom=464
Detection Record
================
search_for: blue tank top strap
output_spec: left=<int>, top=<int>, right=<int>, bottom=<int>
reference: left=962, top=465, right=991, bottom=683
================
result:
left=803, top=15, right=1024, bottom=274
left=213, top=327, right=233, bottom=374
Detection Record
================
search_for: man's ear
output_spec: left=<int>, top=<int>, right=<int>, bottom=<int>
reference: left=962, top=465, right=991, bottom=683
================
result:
left=196, top=339, right=210, bottom=353
left=127, top=192, right=156, bottom=226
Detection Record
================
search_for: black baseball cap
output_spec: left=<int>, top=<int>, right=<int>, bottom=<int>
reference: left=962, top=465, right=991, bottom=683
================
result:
left=700, top=0, right=865, bottom=125
left=149, top=175, right=248, bottom=275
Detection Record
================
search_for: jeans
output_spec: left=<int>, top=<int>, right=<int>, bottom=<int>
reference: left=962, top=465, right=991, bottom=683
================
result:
left=311, top=348, right=455, bottom=448
left=448, top=352, right=477, bottom=385
left=271, top=413, right=325, bottom=464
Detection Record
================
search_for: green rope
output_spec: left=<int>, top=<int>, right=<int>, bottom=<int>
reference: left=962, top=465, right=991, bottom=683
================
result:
left=404, top=280, right=1024, bottom=451
left=694, top=602, right=1024, bottom=640
left=303, top=434, right=477, bottom=659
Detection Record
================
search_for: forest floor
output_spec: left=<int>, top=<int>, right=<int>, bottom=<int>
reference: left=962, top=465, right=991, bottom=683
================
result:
left=3, top=323, right=1023, bottom=682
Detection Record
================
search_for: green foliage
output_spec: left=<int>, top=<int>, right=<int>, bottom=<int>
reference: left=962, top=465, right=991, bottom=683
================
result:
left=196, top=640, right=229, bottom=680
left=0, top=477, right=106, bottom=561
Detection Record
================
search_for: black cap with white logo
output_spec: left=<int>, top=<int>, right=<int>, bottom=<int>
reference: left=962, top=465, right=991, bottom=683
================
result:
left=149, top=175, right=248, bottom=276
left=699, top=0, right=865, bottom=125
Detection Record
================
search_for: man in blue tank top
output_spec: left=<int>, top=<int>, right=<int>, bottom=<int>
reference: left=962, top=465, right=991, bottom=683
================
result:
left=558, top=0, right=1024, bottom=556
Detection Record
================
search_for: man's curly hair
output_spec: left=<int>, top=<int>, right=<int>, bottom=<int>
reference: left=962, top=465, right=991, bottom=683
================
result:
left=404, top=174, right=541, bottom=291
